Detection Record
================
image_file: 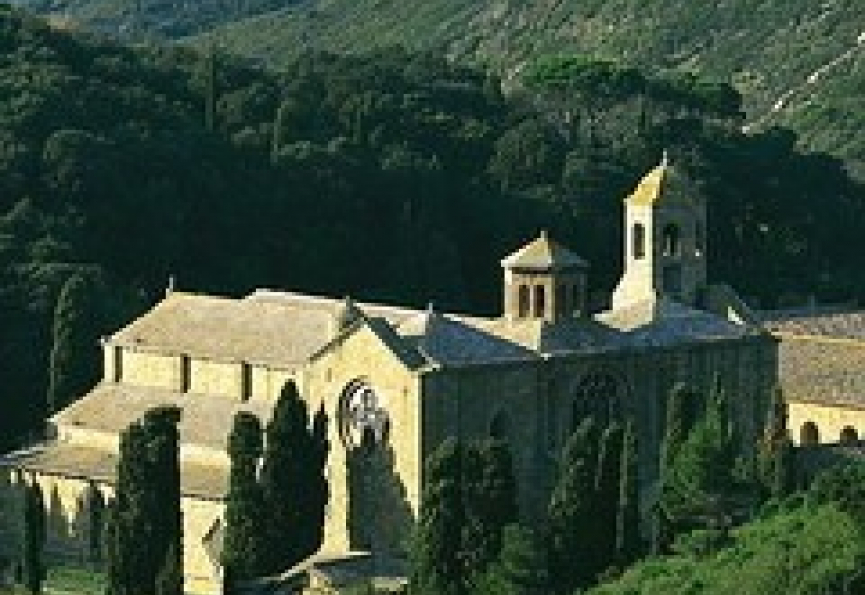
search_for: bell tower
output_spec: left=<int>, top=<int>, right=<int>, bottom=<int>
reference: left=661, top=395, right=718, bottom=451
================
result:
left=612, top=153, right=707, bottom=310
left=501, top=231, right=589, bottom=322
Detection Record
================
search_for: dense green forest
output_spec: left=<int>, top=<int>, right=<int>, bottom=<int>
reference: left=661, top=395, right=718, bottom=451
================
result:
left=0, top=3, right=863, bottom=454
left=8, top=1, right=865, bottom=179
left=195, top=0, right=865, bottom=180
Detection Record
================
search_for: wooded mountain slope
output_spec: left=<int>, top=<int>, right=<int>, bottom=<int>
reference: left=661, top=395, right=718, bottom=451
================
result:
left=199, top=0, right=865, bottom=178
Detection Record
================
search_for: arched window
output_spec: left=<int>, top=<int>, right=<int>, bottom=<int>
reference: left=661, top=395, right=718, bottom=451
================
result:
left=572, top=373, right=622, bottom=430
left=800, top=421, right=819, bottom=446
left=535, top=285, right=546, bottom=318
left=632, top=223, right=646, bottom=260
left=490, top=410, right=511, bottom=441
left=518, top=285, right=530, bottom=318
left=840, top=426, right=859, bottom=446
left=662, top=223, right=680, bottom=257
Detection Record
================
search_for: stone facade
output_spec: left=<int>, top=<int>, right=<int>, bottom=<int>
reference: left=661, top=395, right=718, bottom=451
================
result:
left=0, top=157, right=785, bottom=594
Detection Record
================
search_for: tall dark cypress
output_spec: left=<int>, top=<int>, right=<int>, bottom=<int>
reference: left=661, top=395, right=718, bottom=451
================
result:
left=616, top=419, right=640, bottom=566
left=22, top=482, right=46, bottom=595
left=259, top=381, right=328, bottom=575
left=47, top=273, right=100, bottom=414
left=411, top=438, right=465, bottom=595
left=547, top=416, right=599, bottom=594
left=84, top=480, right=105, bottom=568
left=594, top=423, right=623, bottom=575
left=106, top=406, right=182, bottom=595
left=656, top=383, right=699, bottom=553
left=143, top=406, right=183, bottom=595
left=758, top=387, right=793, bottom=499
left=222, top=412, right=265, bottom=582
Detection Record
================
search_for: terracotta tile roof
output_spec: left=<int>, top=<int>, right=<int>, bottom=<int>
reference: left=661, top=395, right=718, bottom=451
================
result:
left=52, top=383, right=273, bottom=451
left=499, top=231, right=588, bottom=271
left=0, top=443, right=229, bottom=499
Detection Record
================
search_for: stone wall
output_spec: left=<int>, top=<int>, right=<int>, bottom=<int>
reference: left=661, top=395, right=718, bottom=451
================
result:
left=0, top=470, right=223, bottom=595
left=302, top=324, right=421, bottom=557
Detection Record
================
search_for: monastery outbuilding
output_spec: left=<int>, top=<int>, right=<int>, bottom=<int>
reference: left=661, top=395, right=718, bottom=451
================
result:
left=6, top=155, right=850, bottom=594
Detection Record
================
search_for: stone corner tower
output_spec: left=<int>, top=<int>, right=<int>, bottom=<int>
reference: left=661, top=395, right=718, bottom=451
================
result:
left=501, top=231, right=589, bottom=322
left=612, top=153, right=707, bottom=311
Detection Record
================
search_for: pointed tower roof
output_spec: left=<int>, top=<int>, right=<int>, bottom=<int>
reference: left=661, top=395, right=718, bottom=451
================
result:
left=626, top=151, right=700, bottom=207
left=500, top=230, right=588, bottom=271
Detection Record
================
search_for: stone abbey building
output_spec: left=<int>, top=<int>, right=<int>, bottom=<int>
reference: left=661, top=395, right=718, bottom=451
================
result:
left=0, top=157, right=794, bottom=593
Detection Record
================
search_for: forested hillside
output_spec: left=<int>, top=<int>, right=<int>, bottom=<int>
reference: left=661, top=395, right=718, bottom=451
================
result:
left=197, top=0, right=865, bottom=179
left=0, top=3, right=863, bottom=453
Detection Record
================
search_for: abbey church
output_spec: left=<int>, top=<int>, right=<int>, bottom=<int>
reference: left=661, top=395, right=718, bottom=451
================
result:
left=4, top=155, right=856, bottom=594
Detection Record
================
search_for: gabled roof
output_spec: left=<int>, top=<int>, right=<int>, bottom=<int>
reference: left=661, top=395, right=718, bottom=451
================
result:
left=500, top=231, right=588, bottom=271
left=52, top=382, right=273, bottom=451
left=626, top=153, right=701, bottom=207
left=595, top=295, right=756, bottom=347
left=479, top=317, right=623, bottom=355
left=762, top=309, right=865, bottom=341
left=0, top=443, right=228, bottom=499
left=307, top=313, right=428, bottom=371
left=398, top=309, right=536, bottom=366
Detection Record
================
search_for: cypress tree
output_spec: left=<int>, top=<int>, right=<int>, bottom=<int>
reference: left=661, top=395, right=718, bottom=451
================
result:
left=474, top=439, right=518, bottom=565
left=22, top=482, right=46, bottom=595
left=411, top=438, right=464, bottom=595
left=656, top=383, right=699, bottom=553
left=84, top=481, right=105, bottom=568
left=547, top=416, right=599, bottom=594
left=757, top=387, right=794, bottom=499
left=594, top=423, right=623, bottom=575
left=475, top=524, right=549, bottom=595
left=155, top=543, right=182, bottom=595
left=142, top=406, right=183, bottom=595
left=660, top=383, right=699, bottom=476
left=47, top=273, right=100, bottom=414
left=259, top=381, right=328, bottom=575
left=616, top=419, right=640, bottom=566
left=106, top=406, right=182, bottom=595
left=301, top=404, right=329, bottom=558
left=222, top=412, right=265, bottom=582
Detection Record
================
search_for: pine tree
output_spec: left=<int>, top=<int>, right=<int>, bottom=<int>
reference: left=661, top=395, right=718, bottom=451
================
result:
left=22, top=483, right=46, bottom=595
left=222, top=412, right=265, bottom=582
left=616, top=419, right=640, bottom=567
left=47, top=273, right=100, bottom=414
left=259, top=381, right=328, bottom=575
left=594, top=423, right=623, bottom=575
left=411, top=438, right=465, bottom=595
left=547, top=416, right=599, bottom=594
